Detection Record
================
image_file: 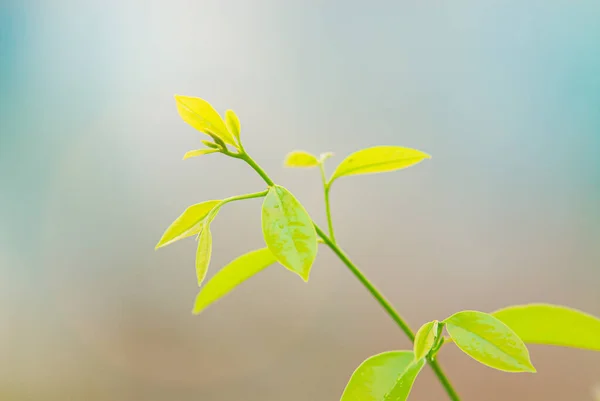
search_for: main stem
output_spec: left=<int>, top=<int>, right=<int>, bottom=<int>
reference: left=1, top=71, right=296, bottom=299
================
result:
left=237, top=149, right=461, bottom=401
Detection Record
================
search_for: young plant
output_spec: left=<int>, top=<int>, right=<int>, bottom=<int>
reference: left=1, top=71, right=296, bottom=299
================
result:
left=156, top=95, right=600, bottom=401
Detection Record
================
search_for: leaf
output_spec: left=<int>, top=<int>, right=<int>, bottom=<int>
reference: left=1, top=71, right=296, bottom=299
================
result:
left=261, top=185, right=318, bottom=281
left=155, top=200, right=221, bottom=249
left=195, top=223, right=212, bottom=286
left=383, top=358, right=426, bottom=401
left=183, top=148, right=219, bottom=160
left=444, top=310, right=536, bottom=373
left=284, top=151, right=320, bottom=168
left=414, top=320, right=438, bottom=360
left=225, top=109, right=241, bottom=144
left=492, top=303, right=600, bottom=351
left=174, top=95, right=237, bottom=146
left=330, top=146, right=431, bottom=183
left=340, top=351, right=424, bottom=401
left=193, top=248, right=277, bottom=314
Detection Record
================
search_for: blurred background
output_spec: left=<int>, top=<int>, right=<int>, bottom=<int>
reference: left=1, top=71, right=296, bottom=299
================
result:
left=1, top=1, right=599, bottom=400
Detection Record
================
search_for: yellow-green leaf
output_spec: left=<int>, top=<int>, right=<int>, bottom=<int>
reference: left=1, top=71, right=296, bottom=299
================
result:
left=261, top=185, right=317, bottom=281
left=414, top=320, right=438, bottom=360
left=330, top=146, right=431, bottom=183
left=492, top=303, right=600, bottom=351
left=193, top=248, right=277, bottom=314
left=383, top=357, right=426, bottom=401
left=444, top=310, right=536, bottom=373
left=174, top=95, right=237, bottom=146
left=284, top=151, right=320, bottom=168
left=225, top=109, right=241, bottom=144
left=183, top=149, right=219, bottom=160
left=195, top=223, right=212, bottom=286
left=155, top=200, right=220, bottom=249
left=340, top=351, right=425, bottom=401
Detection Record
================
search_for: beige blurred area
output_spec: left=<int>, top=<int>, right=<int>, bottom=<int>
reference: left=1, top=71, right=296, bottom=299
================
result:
left=1, top=1, right=599, bottom=400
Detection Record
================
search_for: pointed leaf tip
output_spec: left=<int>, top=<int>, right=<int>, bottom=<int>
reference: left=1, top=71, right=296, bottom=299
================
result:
left=174, top=95, right=237, bottom=146
left=155, top=200, right=221, bottom=249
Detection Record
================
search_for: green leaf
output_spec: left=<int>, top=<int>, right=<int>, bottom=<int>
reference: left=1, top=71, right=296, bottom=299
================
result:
left=155, top=200, right=221, bottom=249
left=340, top=351, right=424, bottom=401
left=492, top=303, right=600, bottom=351
left=383, top=358, right=426, bottom=401
left=193, top=248, right=277, bottom=314
left=225, top=109, right=241, bottom=144
left=284, top=151, right=320, bottom=168
left=183, top=148, right=219, bottom=160
left=174, top=95, right=237, bottom=146
left=261, top=185, right=318, bottom=281
left=444, top=310, right=536, bottom=373
left=414, top=320, right=438, bottom=360
left=330, top=146, right=431, bottom=183
left=195, top=222, right=212, bottom=286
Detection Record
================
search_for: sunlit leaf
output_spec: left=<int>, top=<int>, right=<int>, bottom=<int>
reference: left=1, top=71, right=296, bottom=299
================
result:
left=330, top=146, right=431, bottom=183
left=284, top=151, right=320, bottom=168
left=493, top=303, right=600, bottom=351
left=340, top=351, right=424, bottom=401
left=183, top=149, right=219, bottom=160
left=225, top=109, right=241, bottom=144
left=444, top=311, right=536, bottom=373
left=261, top=185, right=317, bottom=281
left=155, top=200, right=220, bottom=249
left=193, top=248, right=277, bottom=314
left=414, top=320, right=438, bottom=360
left=174, top=95, right=237, bottom=146
left=195, top=223, right=212, bottom=286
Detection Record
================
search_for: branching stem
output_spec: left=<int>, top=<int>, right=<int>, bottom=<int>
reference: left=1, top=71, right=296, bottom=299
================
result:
left=235, top=149, right=461, bottom=401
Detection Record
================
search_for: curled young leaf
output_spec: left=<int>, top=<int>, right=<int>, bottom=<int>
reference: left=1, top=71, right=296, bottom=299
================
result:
left=414, top=320, right=438, bottom=360
left=201, top=140, right=220, bottom=149
left=155, top=200, right=221, bottom=249
left=284, top=151, right=320, bottom=168
left=330, top=146, right=431, bottom=184
left=193, top=248, right=277, bottom=314
left=225, top=109, right=241, bottom=144
left=444, top=310, right=536, bottom=373
left=174, top=95, right=237, bottom=146
left=492, top=303, right=600, bottom=351
left=340, top=350, right=424, bottom=401
left=183, top=149, right=219, bottom=160
left=261, top=185, right=317, bottom=281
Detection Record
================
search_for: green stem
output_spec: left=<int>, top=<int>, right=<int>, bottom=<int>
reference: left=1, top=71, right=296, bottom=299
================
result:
left=319, top=163, right=336, bottom=243
left=314, top=224, right=413, bottom=340
left=237, top=152, right=461, bottom=401
left=430, top=360, right=461, bottom=401
left=240, top=152, right=275, bottom=186
left=206, top=189, right=269, bottom=222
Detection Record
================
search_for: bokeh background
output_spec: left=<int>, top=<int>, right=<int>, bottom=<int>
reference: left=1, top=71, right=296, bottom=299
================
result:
left=1, top=1, right=599, bottom=400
